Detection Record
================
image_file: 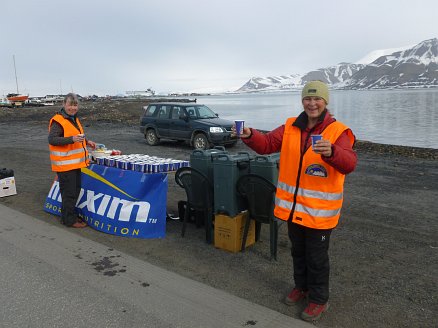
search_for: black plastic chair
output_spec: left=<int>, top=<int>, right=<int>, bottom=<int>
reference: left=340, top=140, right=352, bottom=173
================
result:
left=175, top=167, right=214, bottom=244
left=236, top=174, right=279, bottom=260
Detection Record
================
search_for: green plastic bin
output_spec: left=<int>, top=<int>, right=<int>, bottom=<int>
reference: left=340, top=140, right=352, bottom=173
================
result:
left=189, top=146, right=227, bottom=186
left=250, top=153, right=280, bottom=185
left=212, top=152, right=254, bottom=216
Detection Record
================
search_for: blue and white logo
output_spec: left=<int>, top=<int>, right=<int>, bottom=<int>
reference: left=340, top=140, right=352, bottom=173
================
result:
left=305, top=164, right=328, bottom=177
left=45, top=164, right=167, bottom=238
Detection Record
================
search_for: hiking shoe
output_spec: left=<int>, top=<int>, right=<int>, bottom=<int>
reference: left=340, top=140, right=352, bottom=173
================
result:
left=284, top=288, right=308, bottom=305
left=301, top=302, right=329, bottom=321
left=71, top=221, right=87, bottom=228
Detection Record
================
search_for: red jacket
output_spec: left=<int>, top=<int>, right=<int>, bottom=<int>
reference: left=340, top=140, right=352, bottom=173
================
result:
left=242, top=110, right=357, bottom=174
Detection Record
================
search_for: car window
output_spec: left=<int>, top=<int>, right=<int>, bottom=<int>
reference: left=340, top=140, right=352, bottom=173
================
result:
left=158, top=105, right=170, bottom=118
left=196, top=105, right=216, bottom=118
left=144, top=105, right=157, bottom=117
left=186, top=107, right=197, bottom=118
left=171, top=106, right=182, bottom=119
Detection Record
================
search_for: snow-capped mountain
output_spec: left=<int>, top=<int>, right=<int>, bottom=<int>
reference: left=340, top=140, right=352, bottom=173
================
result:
left=300, top=63, right=365, bottom=85
left=354, top=44, right=414, bottom=65
left=236, top=74, right=301, bottom=92
left=344, top=38, right=438, bottom=89
left=237, top=38, right=438, bottom=92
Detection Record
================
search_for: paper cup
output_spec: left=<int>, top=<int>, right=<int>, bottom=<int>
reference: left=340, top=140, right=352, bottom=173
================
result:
left=235, top=120, right=245, bottom=136
left=311, top=135, right=322, bottom=149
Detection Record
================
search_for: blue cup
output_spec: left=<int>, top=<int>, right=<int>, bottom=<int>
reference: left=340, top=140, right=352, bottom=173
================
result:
left=311, top=135, right=322, bottom=149
left=235, top=120, right=245, bottom=136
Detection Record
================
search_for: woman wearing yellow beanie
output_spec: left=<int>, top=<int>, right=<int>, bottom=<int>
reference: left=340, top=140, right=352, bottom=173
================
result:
left=237, top=80, right=357, bottom=322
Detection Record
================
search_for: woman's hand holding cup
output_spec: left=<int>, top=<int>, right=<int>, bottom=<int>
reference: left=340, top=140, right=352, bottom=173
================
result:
left=311, top=135, right=332, bottom=157
left=239, top=126, right=252, bottom=138
left=231, top=125, right=251, bottom=138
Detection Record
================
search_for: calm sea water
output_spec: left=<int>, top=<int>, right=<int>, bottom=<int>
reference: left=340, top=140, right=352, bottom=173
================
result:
left=197, top=89, right=438, bottom=149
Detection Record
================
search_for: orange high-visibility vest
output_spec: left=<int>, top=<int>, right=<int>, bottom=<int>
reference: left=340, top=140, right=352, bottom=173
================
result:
left=48, top=114, right=89, bottom=172
left=274, top=117, right=355, bottom=229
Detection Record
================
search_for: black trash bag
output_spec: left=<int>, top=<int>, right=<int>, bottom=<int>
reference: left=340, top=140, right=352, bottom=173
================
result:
left=0, top=168, right=14, bottom=179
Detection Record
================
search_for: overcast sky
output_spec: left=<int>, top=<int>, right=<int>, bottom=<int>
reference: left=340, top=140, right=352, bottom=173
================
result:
left=1, top=0, right=437, bottom=96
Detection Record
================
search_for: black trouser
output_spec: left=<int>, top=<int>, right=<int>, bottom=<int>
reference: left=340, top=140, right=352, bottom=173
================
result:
left=288, top=221, right=332, bottom=304
left=57, top=169, right=81, bottom=227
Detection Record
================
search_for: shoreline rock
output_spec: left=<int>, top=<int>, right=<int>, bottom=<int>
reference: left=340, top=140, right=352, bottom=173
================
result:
left=354, top=140, right=438, bottom=160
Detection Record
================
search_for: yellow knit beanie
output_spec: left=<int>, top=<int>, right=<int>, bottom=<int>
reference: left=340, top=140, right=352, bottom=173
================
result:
left=301, top=81, right=329, bottom=104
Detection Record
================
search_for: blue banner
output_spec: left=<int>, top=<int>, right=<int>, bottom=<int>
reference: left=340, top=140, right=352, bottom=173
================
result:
left=44, top=164, right=167, bottom=238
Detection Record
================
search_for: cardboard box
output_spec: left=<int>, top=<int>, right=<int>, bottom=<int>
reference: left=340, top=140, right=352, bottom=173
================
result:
left=214, top=211, right=255, bottom=253
left=0, top=176, right=17, bottom=198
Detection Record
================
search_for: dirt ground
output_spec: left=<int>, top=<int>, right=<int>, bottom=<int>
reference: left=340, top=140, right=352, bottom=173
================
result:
left=1, top=101, right=437, bottom=327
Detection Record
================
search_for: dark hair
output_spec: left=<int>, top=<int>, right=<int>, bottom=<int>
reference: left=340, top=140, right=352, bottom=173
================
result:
left=63, top=93, right=78, bottom=105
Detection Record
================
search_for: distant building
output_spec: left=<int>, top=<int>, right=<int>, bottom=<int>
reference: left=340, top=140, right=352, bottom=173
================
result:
left=44, top=95, right=64, bottom=102
left=125, top=89, right=155, bottom=97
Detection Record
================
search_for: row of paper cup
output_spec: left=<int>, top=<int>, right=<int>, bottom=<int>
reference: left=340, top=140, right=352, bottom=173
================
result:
left=95, top=154, right=190, bottom=173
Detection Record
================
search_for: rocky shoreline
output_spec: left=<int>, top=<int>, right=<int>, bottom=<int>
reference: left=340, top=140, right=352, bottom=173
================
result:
left=354, top=140, right=438, bottom=160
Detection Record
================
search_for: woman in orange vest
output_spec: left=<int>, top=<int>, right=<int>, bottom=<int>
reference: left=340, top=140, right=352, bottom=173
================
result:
left=48, top=93, right=96, bottom=228
left=238, top=81, right=357, bottom=322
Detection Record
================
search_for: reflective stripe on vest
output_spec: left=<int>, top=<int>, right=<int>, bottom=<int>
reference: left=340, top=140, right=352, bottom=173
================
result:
left=51, top=157, right=86, bottom=166
left=273, top=117, right=354, bottom=229
left=275, top=197, right=341, bottom=218
left=49, top=114, right=88, bottom=172
left=50, top=148, right=85, bottom=157
left=276, top=181, right=343, bottom=201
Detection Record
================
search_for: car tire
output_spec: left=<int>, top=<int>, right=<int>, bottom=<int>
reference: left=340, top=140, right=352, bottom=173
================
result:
left=193, top=133, right=210, bottom=150
left=145, top=129, right=160, bottom=146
